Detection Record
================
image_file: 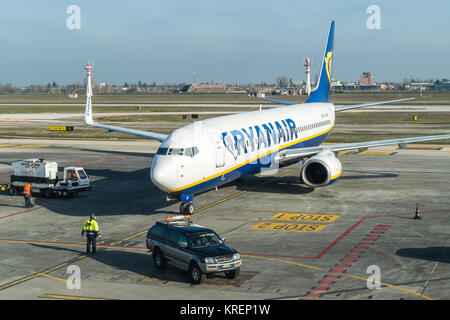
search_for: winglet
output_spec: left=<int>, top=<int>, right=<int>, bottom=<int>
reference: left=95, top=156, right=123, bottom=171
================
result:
left=306, top=20, right=335, bottom=103
left=84, top=63, right=94, bottom=125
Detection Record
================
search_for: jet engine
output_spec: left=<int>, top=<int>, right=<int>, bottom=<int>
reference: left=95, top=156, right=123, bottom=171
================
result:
left=300, top=153, right=342, bottom=187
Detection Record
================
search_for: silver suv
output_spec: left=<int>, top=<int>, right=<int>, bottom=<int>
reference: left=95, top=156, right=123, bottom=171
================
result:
left=146, top=216, right=242, bottom=284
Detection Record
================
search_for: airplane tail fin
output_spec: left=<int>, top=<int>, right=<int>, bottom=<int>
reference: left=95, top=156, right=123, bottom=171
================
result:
left=306, top=20, right=335, bottom=103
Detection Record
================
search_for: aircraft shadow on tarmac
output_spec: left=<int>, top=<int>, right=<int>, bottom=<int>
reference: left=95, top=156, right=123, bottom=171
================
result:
left=31, top=166, right=173, bottom=217
left=396, top=247, right=450, bottom=263
left=30, top=165, right=401, bottom=217
left=233, top=168, right=398, bottom=196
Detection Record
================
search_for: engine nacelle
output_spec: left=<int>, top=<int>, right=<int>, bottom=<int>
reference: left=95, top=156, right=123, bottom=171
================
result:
left=301, top=153, right=342, bottom=187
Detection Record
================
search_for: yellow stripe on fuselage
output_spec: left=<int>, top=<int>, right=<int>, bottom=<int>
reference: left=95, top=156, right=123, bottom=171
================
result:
left=168, top=125, right=334, bottom=193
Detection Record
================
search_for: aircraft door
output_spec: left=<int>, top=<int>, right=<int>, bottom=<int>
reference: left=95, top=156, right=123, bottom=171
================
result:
left=208, top=133, right=225, bottom=168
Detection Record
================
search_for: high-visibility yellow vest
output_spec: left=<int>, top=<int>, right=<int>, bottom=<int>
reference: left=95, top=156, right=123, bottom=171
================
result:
left=83, top=218, right=99, bottom=232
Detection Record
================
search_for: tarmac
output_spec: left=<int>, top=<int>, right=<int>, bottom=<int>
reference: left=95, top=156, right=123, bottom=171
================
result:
left=0, top=139, right=449, bottom=300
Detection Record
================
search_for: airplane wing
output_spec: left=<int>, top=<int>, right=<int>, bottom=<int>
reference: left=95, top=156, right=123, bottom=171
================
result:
left=278, top=134, right=450, bottom=162
left=83, top=68, right=168, bottom=142
left=259, top=97, right=296, bottom=106
left=259, top=97, right=414, bottom=111
left=334, top=97, right=415, bottom=112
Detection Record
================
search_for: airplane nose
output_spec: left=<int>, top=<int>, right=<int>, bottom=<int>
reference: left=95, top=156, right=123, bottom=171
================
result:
left=150, top=156, right=172, bottom=192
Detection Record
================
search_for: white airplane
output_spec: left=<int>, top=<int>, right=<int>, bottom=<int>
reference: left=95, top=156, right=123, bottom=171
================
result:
left=84, top=20, right=450, bottom=214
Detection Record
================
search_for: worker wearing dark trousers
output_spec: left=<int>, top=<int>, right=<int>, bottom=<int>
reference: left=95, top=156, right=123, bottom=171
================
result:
left=81, top=214, right=101, bottom=253
left=22, top=183, right=32, bottom=208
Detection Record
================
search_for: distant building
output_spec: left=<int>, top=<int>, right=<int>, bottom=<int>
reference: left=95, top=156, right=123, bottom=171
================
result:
left=180, top=83, right=230, bottom=93
left=434, top=79, right=450, bottom=90
left=360, top=72, right=374, bottom=86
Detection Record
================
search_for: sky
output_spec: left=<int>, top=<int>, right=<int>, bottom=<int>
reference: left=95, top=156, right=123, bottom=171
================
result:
left=0, top=0, right=449, bottom=86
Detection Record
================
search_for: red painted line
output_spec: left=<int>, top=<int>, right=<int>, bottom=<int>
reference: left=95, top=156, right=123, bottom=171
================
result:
left=336, top=263, right=350, bottom=268
left=367, top=234, right=379, bottom=238
left=325, top=274, right=341, bottom=279
left=351, top=250, right=365, bottom=254
left=0, top=206, right=44, bottom=220
left=331, top=269, right=345, bottom=273
left=313, top=286, right=329, bottom=291
left=359, top=242, right=373, bottom=245
left=363, top=238, right=377, bottom=242
left=356, top=246, right=369, bottom=249
left=342, top=259, right=356, bottom=263
left=376, top=225, right=391, bottom=228
left=307, top=292, right=322, bottom=297
left=370, top=231, right=384, bottom=234
left=347, top=254, right=360, bottom=258
left=320, top=280, right=335, bottom=285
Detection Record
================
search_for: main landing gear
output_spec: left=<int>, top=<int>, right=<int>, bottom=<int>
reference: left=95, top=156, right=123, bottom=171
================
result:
left=179, top=193, right=195, bottom=215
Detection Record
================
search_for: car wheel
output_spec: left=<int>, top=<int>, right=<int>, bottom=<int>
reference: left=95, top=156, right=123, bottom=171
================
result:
left=153, top=249, right=166, bottom=270
left=8, top=186, right=16, bottom=196
left=189, top=262, right=205, bottom=284
left=179, top=202, right=187, bottom=214
left=44, top=189, right=53, bottom=199
left=225, top=267, right=240, bottom=279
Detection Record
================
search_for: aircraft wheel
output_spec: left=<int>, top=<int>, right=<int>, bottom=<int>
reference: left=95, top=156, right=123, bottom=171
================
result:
left=186, top=202, right=194, bottom=214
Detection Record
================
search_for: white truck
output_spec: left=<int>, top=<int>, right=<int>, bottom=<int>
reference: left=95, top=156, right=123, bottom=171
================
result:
left=5, top=159, right=91, bottom=198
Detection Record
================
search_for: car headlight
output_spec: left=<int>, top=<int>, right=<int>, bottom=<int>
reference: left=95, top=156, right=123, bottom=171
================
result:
left=204, top=257, right=215, bottom=264
left=233, top=253, right=240, bottom=261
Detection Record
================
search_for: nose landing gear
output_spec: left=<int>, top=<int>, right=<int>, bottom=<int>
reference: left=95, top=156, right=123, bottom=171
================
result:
left=180, top=202, right=194, bottom=214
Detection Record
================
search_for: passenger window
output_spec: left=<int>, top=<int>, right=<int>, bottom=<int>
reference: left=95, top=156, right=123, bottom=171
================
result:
left=178, top=234, right=188, bottom=247
left=167, top=230, right=180, bottom=245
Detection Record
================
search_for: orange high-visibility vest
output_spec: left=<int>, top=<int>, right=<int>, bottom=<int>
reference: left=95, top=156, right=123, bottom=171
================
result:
left=23, top=184, right=31, bottom=196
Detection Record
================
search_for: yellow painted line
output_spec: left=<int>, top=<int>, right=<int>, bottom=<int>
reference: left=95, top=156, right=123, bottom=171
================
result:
left=120, top=230, right=147, bottom=242
left=344, top=273, right=433, bottom=301
left=0, top=262, right=68, bottom=291
left=0, top=239, right=147, bottom=251
left=194, top=190, right=248, bottom=213
left=169, top=125, right=334, bottom=192
left=270, top=212, right=340, bottom=223
left=279, top=169, right=301, bottom=178
left=40, top=293, right=110, bottom=300
left=243, top=255, right=434, bottom=300
left=194, top=168, right=301, bottom=214
left=251, top=221, right=326, bottom=232
left=0, top=144, right=16, bottom=147
left=29, top=271, right=67, bottom=284
left=16, top=145, right=49, bottom=148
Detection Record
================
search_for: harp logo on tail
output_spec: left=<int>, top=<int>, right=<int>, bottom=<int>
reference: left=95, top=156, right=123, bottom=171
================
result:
left=325, top=51, right=333, bottom=84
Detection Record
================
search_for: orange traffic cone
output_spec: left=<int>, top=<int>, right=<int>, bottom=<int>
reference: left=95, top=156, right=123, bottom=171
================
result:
left=414, top=203, right=422, bottom=220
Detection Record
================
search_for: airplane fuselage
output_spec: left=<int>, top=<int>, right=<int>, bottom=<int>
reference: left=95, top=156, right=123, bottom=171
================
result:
left=151, top=102, right=335, bottom=196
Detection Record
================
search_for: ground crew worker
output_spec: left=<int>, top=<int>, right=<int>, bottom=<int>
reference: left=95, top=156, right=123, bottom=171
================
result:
left=22, top=183, right=32, bottom=208
left=81, top=214, right=101, bottom=253
left=71, top=171, right=77, bottom=181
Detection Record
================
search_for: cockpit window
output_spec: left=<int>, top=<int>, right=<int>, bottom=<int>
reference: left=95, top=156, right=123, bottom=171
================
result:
left=157, top=146, right=199, bottom=157
left=156, top=147, right=168, bottom=155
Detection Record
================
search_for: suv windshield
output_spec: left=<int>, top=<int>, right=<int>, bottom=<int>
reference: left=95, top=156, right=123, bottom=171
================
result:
left=188, top=232, right=222, bottom=248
